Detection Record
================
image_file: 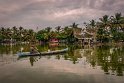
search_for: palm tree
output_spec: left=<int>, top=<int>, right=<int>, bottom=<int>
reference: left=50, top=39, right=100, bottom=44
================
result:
left=99, top=15, right=110, bottom=29
left=120, top=17, right=124, bottom=32
left=12, top=26, right=17, bottom=32
left=62, top=26, right=69, bottom=33
left=45, top=27, right=52, bottom=33
left=62, top=26, right=72, bottom=36
left=55, top=26, right=61, bottom=33
left=19, top=26, right=24, bottom=42
left=12, top=26, right=18, bottom=41
left=89, top=20, right=96, bottom=28
left=49, top=31, right=57, bottom=38
left=96, top=15, right=110, bottom=43
left=6, top=27, right=11, bottom=40
left=45, top=27, right=52, bottom=40
left=109, top=13, right=123, bottom=42
left=70, top=22, right=79, bottom=35
left=115, top=13, right=122, bottom=23
left=84, top=20, right=96, bottom=29
left=36, top=29, right=49, bottom=42
left=83, top=22, right=89, bottom=29
left=0, top=27, right=5, bottom=42
left=28, top=29, right=35, bottom=42
left=70, top=22, right=79, bottom=28
left=114, top=13, right=122, bottom=30
left=22, top=29, right=27, bottom=41
left=0, top=27, right=5, bottom=41
left=19, top=26, right=23, bottom=30
left=63, top=26, right=75, bottom=43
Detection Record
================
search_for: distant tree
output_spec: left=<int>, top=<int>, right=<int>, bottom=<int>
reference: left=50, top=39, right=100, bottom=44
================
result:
left=89, top=19, right=96, bottom=28
left=45, top=27, right=52, bottom=33
left=55, top=26, right=61, bottom=33
left=70, top=22, right=79, bottom=28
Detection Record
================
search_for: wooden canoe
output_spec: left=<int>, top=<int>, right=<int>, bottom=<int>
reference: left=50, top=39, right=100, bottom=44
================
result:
left=17, top=48, right=68, bottom=57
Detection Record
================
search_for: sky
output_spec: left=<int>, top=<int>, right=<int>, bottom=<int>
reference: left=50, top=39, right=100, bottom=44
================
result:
left=0, top=0, right=124, bottom=30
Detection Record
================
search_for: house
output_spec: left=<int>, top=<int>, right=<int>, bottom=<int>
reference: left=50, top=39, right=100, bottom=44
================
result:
left=49, top=38, right=59, bottom=46
left=49, top=38, right=59, bottom=43
left=73, top=28, right=96, bottom=44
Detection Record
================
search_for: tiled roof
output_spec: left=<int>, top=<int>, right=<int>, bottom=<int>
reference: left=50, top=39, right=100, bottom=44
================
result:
left=73, top=28, right=96, bottom=39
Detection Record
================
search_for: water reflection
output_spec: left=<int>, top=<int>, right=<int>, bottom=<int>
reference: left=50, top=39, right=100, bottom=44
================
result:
left=96, top=45, right=124, bottom=76
left=29, top=56, right=36, bottom=66
left=0, top=44, right=124, bottom=76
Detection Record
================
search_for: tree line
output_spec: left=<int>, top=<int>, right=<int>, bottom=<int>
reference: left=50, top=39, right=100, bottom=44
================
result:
left=84, top=13, right=124, bottom=43
left=0, top=13, right=124, bottom=44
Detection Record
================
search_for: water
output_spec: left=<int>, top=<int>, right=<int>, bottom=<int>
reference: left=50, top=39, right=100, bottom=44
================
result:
left=0, top=44, right=124, bottom=83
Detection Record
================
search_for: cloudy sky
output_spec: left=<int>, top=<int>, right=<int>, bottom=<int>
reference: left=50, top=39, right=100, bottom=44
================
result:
left=0, top=0, right=124, bottom=29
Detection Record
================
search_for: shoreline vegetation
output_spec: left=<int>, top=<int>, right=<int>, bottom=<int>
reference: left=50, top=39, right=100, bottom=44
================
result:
left=0, top=13, right=124, bottom=45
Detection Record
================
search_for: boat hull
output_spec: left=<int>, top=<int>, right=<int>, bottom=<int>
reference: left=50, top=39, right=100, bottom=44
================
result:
left=17, top=48, right=68, bottom=57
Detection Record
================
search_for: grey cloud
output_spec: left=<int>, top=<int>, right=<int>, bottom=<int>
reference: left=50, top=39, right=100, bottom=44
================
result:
left=0, top=0, right=124, bottom=29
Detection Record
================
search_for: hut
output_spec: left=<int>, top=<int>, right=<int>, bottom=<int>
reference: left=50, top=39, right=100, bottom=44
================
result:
left=73, top=28, right=96, bottom=45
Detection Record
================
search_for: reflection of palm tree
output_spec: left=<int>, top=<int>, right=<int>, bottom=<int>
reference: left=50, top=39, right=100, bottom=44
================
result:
left=29, top=56, right=36, bottom=66
left=103, top=62, right=109, bottom=74
left=72, top=56, right=78, bottom=64
left=68, top=45, right=78, bottom=64
left=90, top=59, right=96, bottom=68
left=64, top=54, right=69, bottom=60
left=116, top=65, right=123, bottom=76
left=96, top=45, right=124, bottom=76
left=56, top=55, right=60, bottom=60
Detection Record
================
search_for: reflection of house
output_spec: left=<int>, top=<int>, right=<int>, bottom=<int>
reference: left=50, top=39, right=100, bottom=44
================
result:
left=73, top=28, right=96, bottom=44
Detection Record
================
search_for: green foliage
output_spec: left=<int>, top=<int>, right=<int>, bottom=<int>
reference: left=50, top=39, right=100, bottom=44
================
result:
left=94, top=13, right=124, bottom=43
left=0, top=12, right=124, bottom=44
left=36, top=30, right=49, bottom=41
left=0, top=26, right=35, bottom=42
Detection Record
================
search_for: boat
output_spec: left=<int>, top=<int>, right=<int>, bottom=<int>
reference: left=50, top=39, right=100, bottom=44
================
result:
left=17, top=48, right=68, bottom=57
